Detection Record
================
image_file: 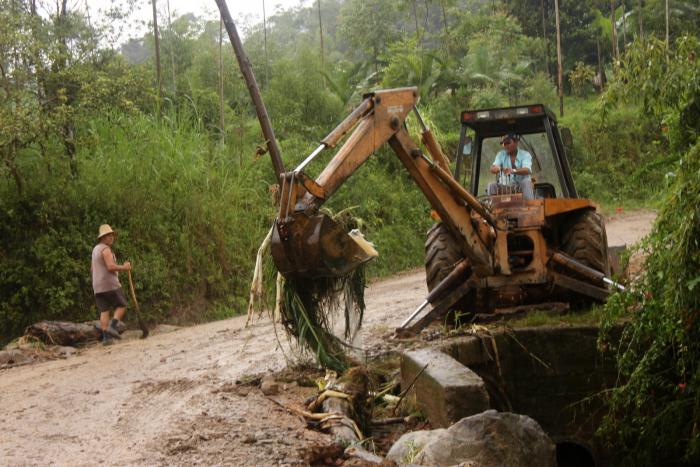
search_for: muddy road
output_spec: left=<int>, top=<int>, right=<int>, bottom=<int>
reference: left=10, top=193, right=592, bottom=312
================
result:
left=0, top=210, right=655, bottom=466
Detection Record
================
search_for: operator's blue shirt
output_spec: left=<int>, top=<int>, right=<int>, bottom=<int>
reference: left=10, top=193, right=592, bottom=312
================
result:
left=492, top=148, right=533, bottom=185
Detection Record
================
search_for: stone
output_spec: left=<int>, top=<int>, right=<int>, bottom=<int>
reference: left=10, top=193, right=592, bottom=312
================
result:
left=54, top=346, right=77, bottom=357
left=385, top=429, right=445, bottom=464
left=387, top=410, right=556, bottom=467
left=401, top=348, right=490, bottom=427
left=260, top=376, right=279, bottom=395
left=343, top=446, right=386, bottom=464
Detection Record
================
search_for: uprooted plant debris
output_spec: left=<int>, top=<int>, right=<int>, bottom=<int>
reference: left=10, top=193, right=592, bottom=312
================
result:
left=276, top=209, right=370, bottom=372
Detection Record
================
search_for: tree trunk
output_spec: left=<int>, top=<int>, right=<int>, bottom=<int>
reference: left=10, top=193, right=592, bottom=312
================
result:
left=621, top=0, right=627, bottom=51
left=151, top=0, right=162, bottom=114
left=58, top=0, right=77, bottom=178
left=215, top=0, right=286, bottom=180
left=219, top=16, right=225, bottom=141
left=317, top=0, right=324, bottom=84
left=610, top=0, right=618, bottom=60
left=25, top=321, right=102, bottom=346
left=166, top=0, right=177, bottom=94
left=541, top=0, right=551, bottom=77
left=554, top=0, right=564, bottom=116
left=441, top=0, right=450, bottom=58
left=597, top=39, right=605, bottom=92
left=263, top=0, right=269, bottom=88
left=665, top=0, right=669, bottom=47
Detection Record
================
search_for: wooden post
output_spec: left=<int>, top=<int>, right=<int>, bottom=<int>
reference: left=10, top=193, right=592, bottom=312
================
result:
left=214, top=0, right=285, bottom=180
left=554, top=0, right=564, bottom=117
left=151, top=0, right=162, bottom=114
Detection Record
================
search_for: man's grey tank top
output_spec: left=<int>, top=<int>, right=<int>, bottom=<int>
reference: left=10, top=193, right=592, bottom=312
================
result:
left=92, top=243, right=121, bottom=293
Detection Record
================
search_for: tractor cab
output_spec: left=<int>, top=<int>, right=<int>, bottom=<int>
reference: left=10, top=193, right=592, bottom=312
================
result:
left=455, top=104, right=578, bottom=200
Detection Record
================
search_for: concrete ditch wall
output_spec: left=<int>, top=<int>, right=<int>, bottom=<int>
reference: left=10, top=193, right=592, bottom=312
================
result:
left=401, top=325, right=622, bottom=465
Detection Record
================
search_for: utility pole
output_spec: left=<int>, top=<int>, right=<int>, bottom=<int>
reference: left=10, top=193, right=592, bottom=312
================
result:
left=151, top=0, right=162, bottom=115
left=555, top=0, right=564, bottom=116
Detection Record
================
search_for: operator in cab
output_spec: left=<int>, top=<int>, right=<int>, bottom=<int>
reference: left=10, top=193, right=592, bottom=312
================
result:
left=488, top=132, right=534, bottom=200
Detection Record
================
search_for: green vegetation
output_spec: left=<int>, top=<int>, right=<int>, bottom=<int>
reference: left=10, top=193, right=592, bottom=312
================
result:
left=598, top=35, right=700, bottom=466
left=1, top=1, right=699, bottom=461
left=0, top=1, right=697, bottom=346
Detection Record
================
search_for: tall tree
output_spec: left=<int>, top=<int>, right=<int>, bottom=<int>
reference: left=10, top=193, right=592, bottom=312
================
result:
left=219, top=16, right=225, bottom=141
left=555, top=0, right=563, bottom=116
left=151, top=0, right=162, bottom=113
left=318, top=0, right=325, bottom=78
left=166, top=0, right=177, bottom=93
left=611, top=0, right=619, bottom=60
left=665, top=0, right=669, bottom=47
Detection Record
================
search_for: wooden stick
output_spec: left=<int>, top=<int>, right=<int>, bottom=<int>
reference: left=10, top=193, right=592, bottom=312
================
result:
left=127, top=270, right=149, bottom=338
left=392, top=362, right=429, bottom=415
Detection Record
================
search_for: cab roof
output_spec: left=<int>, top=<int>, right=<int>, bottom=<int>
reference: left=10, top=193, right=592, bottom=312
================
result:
left=460, top=104, right=558, bottom=138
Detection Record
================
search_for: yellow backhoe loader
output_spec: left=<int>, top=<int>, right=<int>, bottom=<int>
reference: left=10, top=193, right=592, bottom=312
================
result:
left=269, top=88, right=620, bottom=333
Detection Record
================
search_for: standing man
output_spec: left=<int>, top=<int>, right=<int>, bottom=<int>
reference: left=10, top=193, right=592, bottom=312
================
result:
left=92, top=224, right=131, bottom=345
left=488, top=132, right=534, bottom=200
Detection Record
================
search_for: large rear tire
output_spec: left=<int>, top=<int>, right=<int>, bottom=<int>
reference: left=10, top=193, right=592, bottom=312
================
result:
left=561, top=209, right=611, bottom=278
left=425, top=223, right=464, bottom=292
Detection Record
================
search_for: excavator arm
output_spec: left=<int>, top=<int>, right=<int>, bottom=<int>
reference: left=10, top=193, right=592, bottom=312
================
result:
left=271, top=87, right=509, bottom=280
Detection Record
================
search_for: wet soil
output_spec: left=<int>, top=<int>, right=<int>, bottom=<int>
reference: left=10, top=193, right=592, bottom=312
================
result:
left=0, top=210, right=655, bottom=466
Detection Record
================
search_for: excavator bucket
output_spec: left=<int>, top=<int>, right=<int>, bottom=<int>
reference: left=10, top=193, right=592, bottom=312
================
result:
left=271, top=212, right=377, bottom=279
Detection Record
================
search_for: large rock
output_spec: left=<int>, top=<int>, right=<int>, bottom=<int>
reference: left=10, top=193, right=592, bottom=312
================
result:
left=387, top=410, right=556, bottom=467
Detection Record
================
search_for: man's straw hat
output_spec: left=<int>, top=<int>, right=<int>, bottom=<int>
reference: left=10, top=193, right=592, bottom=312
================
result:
left=97, top=224, right=116, bottom=239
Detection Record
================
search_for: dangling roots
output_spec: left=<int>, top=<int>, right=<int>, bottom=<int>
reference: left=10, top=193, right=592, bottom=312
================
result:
left=279, top=265, right=366, bottom=372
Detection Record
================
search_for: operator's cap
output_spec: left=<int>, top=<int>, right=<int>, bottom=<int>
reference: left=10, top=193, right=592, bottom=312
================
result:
left=501, top=132, right=519, bottom=143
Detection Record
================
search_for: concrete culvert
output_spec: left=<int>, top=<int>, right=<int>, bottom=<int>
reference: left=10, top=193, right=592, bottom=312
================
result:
left=556, top=441, right=596, bottom=467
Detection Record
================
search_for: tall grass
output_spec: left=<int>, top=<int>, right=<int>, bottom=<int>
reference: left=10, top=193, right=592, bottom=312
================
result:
left=0, top=107, right=435, bottom=344
left=0, top=109, right=275, bottom=343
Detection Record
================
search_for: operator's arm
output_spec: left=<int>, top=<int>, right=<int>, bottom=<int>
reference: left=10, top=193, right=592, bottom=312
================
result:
left=101, top=247, right=132, bottom=273
left=490, top=151, right=503, bottom=174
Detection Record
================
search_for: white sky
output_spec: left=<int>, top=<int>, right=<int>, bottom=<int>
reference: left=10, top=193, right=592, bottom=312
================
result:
left=82, top=0, right=309, bottom=45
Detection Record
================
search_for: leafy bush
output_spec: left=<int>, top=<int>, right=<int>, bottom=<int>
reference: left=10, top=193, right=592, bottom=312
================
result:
left=598, top=140, right=700, bottom=466
left=568, top=61, right=596, bottom=96
left=0, top=110, right=274, bottom=344
left=560, top=99, right=665, bottom=205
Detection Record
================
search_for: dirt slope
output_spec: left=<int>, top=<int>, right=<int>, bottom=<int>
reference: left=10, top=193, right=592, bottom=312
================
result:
left=0, top=210, right=655, bottom=466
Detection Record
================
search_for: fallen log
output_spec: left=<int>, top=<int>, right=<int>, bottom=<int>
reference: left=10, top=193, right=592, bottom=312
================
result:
left=25, top=321, right=101, bottom=346
left=317, top=367, right=369, bottom=445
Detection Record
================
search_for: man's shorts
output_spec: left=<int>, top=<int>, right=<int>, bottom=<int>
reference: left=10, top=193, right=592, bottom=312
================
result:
left=94, top=288, right=128, bottom=312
